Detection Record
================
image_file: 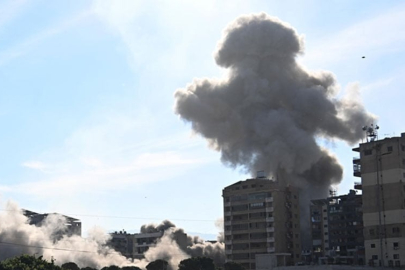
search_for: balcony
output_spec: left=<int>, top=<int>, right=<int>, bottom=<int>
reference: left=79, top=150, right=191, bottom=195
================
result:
left=267, top=237, right=275, bottom=242
left=225, top=221, right=231, bottom=226
left=225, top=250, right=232, bottom=255
left=266, top=217, right=274, bottom=222
left=225, top=231, right=232, bottom=236
left=265, top=207, right=274, bottom=212
left=265, top=197, right=273, bottom=203
left=224, top=202, right=231, bottom=207
left=266, top=227, right=274, bottom=233
left=225, top=240, right=232, bottom=245
left=353, top=164, right=361, bottom=177
left=225, top=211, right=231, bottom=216
left=267, top=247, right=275, bottom=253
left=352, top=156, right=360, bottom=164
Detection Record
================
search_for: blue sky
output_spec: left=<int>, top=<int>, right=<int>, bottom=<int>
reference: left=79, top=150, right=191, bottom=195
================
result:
left=0, top=0, right=404, bottom=238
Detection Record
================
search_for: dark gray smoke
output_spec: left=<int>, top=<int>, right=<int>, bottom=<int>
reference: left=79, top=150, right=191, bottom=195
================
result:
left=174, top=13, right=375, bottom=248
left=175, top=13, right=374, bottom=197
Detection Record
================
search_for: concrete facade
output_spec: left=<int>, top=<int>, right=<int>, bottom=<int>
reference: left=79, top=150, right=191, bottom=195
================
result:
left=223, top=176, right=301, bottom=270
left=23, top=209, right=82, bottom=239
left=310, top=191, right=364, bottom=265
left=353, top=132, right=405, bottom=267
left=109, top=230, right=187, bottom=260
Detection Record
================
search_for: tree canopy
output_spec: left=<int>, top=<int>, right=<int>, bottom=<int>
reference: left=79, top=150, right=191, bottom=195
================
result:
left=223, top=261, right=245, bottom=270
left=146, top=259, right=168, bottom=270
left=0, top=254, right=61, bottom=270
left=178, top=257, right=215, bottom=270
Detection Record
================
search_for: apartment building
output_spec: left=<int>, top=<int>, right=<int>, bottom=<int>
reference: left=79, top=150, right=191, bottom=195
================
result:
left=23, top=210, right=81, bottom=238
left=109, top=230, right=187, bottom=260
left=353, top=129, right=405, bottom=267
left=223, top=173, right=301, bottom=270
left=310, top=190, right=364, bottom=265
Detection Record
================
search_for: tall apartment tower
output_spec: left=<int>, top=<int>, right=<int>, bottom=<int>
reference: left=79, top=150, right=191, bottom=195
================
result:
left=353, top=128, right=405, bottom=267
left=222, top=173, right=301, bottom=270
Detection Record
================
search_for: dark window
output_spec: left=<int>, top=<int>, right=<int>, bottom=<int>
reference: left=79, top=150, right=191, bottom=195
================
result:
left=394, top=254, right=399, bottom=259
left=402, top=145, right=405, bottom=151
left=371, top=244, right=376, bottom=248
left=395, top=261, right=400, bottom=267
left=242, top=185, right=248, bottom=189
left=370, top=229, right=375, bottom=236
left=364, top=149, right=373, bottom=156
left=387, top=146, right=393, bottom=152
left=393, top=227, right=400, bottom=233
left=393, top=242, right=399, bottom=249
left=372, top=255, right=378, bottom=260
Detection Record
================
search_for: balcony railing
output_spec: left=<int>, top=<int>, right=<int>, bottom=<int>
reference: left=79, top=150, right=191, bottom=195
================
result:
left=265, top=197, right=273, bottom=203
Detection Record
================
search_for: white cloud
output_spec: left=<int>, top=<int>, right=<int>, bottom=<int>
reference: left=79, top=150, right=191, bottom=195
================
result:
left=21, top=161, right=48, bottom=172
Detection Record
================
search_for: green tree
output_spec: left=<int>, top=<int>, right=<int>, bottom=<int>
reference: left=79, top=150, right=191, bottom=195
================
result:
left=178, top=257, right=215, bottom=270
left=100, top=266, right=121, bottom=270
left=223, top=261, right=245, bottom=270
left=122, top=267, right=142, bottom=270
left=146, top=260, right=168, bottom=270
left=81, top=267, right=98, bottom=270
left=62, top=262, right=80, bottom=270
left=0, top=254, right=61, bottom=270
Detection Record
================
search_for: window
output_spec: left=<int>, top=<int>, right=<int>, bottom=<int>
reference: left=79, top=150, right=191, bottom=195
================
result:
left=402, top=145, right=405, bottom=151
left=364, top=149, right=373, bottom=156
left=324, top=232, right=328, bottom=235
left=395, top=261, right=400, bottom=267
left=370, top=229, right=375, bottom=236
left=324, top=225, right=328, bottom=228
left=323, top=217, right=327, bottom=220
left=371, top=244, right=376, bottom=248
left=242, top=185, right=248, bottom=189
left=394, top=242, right=400, bottom=250
left=394, top=254, right=399, bottom=259
left=372, top=255, right=378, bottom=260
left=387, top=146, right=393, bottom=152
left=393, top=227, right=400, bottom=234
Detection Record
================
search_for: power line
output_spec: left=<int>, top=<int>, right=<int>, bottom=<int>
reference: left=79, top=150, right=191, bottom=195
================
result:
left=0, top=209, right=218, bottom=222
left=0, top=241, right=116, bottom=254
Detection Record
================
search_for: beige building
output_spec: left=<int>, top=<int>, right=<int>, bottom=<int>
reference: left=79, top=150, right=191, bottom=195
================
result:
left=353, top=131, right=405, bottom=267
left=223, top=174, right=301, bottom=270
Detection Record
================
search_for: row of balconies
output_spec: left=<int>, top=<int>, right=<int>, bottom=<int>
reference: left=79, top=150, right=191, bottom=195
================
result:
left=225, top=246, right=276, bottom=255
left=224, top=207, right=274, bottom=216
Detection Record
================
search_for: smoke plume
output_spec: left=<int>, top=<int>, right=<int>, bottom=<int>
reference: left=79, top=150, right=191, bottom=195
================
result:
left=140, top=220, right=225, bottom=269
left=0, top=202, right=224, bottom=269
left=0, top=201, right=131, bottom=268
left=174, top=13, right=374, bottom=197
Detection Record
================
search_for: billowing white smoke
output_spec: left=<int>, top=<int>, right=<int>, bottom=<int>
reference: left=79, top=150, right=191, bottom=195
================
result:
left=174, top=13, right=375, bottom=198
left=0, top=201, right=131, bottom=268
left=140, top=221, right=225, bottom=269
left=0, top=203, right=224, bottom=270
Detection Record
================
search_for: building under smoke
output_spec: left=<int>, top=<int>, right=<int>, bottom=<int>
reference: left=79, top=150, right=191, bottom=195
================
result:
left=222, top=173, right=301, bottom=270
left=109, top=229, right=187, bottom=260
left=309, top=190, right=364, bottom=265
left=174, top=12, right=375, bottom=248
left=23, top=209, right=82, bottom=239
